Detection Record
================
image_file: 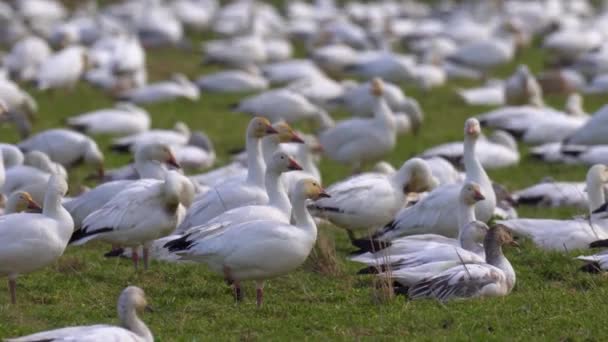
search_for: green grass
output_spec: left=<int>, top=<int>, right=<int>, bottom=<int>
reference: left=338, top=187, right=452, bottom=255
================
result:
left=2, top=27, right=608, bottom=341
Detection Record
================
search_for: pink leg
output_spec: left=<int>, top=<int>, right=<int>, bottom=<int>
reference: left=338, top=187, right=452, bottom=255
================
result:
left=256, top=281, right=264, bottom=308
left=143, top=247, right=150, bottom=270
left=234, top=281, right=243, bottom=303
left=8, top=278, right=16, bottom=304
left=132, top=248, right=139, bottom=271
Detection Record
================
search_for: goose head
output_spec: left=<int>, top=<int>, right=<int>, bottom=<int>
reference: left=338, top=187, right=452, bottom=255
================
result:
left=248, top=116, right=278, bottom=138
left=464, top=118, right=481, bottom=139
left=296, top=178, right=330, bottom=201
left=460, top=181, right=485, bottom=205
left=118, top=286, right=152, bottom=319
left=6, top=191, right=42, bottom=213
left=83, top=140, right=105, bottom=179
left=274, top=121, right=305, bottom=143
left=370, top=77, right=384, bottom=97
left=136, top=143, right=180, bottom=169
left=486, top=225, right=518, bottom=248
left=398, top=158, right=439, bottom=194
left=267, top=151, right=302, bottom=174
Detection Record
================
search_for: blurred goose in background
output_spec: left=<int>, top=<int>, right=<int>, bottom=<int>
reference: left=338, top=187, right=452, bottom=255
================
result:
left=36, top=45, right=90, bottom=90
left=564, top=104, right=608, bottom=145
left=0, top=144, right=24, bottom=169
left=285, top=74, right=345, bottom=109
left=111, top=121, right=191, bottom=153
left=66, top=102, right=150, bottom=136
left=118, top=73, right=199, bottom=104
left=498, top=164, right=608, bottom=251
left=18, top=129, right=104, bottom=176
left=261, top=59, right=324, bottom=85
left=420, top=130, right=520, bottom=170
left=3, top=35, right=51, bottom=82
left=344, top=52, right=415, bottom=83
left=0, top=175, right=73, bottom=304
left=5, top=286, right=153, bottom=341
left=70, top=171, right=192, bottom=270
left=164, top=179, right=328, bottom=307
left=368, top=118, right=496, bottom=242
left=457, top=79, right=505, bottom=106
left=309, top=158, right=437, bottom=241
left=195, top=68, right=269, bottom=93
left=513, top=177, right=591, bottom=209
left=319, top=78, right=398, bottom=173
left=1, top=151, right=66, bottom=203
left=504, top=64, right=544, bottom=106
left=408, top=226, right=516, bottom=302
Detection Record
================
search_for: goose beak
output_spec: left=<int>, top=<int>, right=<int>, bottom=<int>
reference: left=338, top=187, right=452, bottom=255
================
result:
left=27, top=197, right=42, bottom=211
left=287, top=157, right=303, bottom=171
left=473, top=190, right=485, bottom=201
left=265, top=124, right=278, bottom=134
left=317, top=188, right=331, bottom=199
left=290, top=133, right=305, bottom=143
left=166, top=153, right=181, bottom=169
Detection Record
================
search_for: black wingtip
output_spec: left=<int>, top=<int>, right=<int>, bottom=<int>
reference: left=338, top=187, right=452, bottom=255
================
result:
left=351, top=238, right=391, bottom=252
left=229, top=102, right=239, bottom=111
left=357, top=265, right=381, bottom=275
left=110, top=144, right=131, bottom=153
left=592, top=202, right=608, bottom=214
left=68, top=123, right=88, bottom=133
left=163, top=234, right=193, bottom=252
left=69, top=227, right=112, bottom=244
left=515, top=195, right=544, bottom=206
left=590, top=239, right=608, bottom=248
left=580, top=262, right=602, bottom=274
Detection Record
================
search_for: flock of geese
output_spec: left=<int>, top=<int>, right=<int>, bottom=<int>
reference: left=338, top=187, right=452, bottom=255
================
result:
left=2, top=0, right=608, bottom=340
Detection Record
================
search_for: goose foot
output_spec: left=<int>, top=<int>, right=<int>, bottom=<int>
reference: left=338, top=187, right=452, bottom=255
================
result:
left=256, top=281, right=264, bottom=308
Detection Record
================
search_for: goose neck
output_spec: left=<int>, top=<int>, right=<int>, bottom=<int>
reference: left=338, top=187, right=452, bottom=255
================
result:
left=135, top=160, right=166, bottom=179
left=587, top=180, right=606, bottom=214
left=373, top=97, right=395, bottom=128
left=246, top=136, right=265, bottom=187
left=121, top=307, right=153, bottom=342
left=266, top=169, right=291, bottom=216
left=457, top=200, right=476, bottom=247
left=292, top=195, right=317, bottom=238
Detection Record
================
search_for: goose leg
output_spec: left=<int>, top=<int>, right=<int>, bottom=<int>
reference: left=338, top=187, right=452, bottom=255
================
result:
left=8, top=276, right=16, bottom=304
left=233, top=281, right=243, bottom=302
left=143, top=246, right=150, bottom=270
left=256, top=281, right=264, bottom=308
left=132, top=248, right=139, bottom=271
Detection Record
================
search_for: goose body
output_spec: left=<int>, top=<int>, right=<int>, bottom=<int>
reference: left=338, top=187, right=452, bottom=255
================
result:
left=119, top=74, right=199, bottom=104
left=195, top=69, right=269, bottom=93
left=111, top=122, right=190, bottom=152
left=513, top=181, right=589, bottom=209
left=36, top=46, right=87, bottom=90
left=66, top=103, right=150, bottom=136
left=3, top=35, right=51, bottom=82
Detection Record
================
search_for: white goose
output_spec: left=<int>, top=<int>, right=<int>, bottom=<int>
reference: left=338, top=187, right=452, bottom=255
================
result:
left=176, top=121, right=303, bottom=232
left=497, top=164, right=608, bottom=251
left=372, top=118, right=496, bottom=240
left=0, top=143, right=24, bottom=168
left=66, top=103, right=150, bottom=136
left=0, top=191, right=42, bottom=216
left=165, top=179, right=329, bottom=307
left=309, top=158, right=437, bottom=240
left=419, top=130, right=520, bottom=170
left=6, top=286, right=153, bottom=342
left=36, top=45, right=89, bottom=90
left=18, top=129, right=104, bottom=175
left=3, top=35, right=51, bottom=82
left=513, top=179, right=589, bottom=209
left=111, top=122, right=191, bottom=153
left=319, top=78, right=397, bottom=173
left=0, top=175, right=73, bottom=304
left=195, top=69, right=269, bottom=93
left=504, top=64, right=544, bottom=106
left=70, top=171, right=191, bottom=270
left=64, top=143, right=181, bottom=230
left=564, top=104, right=608, bottom=145
left=261, top=59, right=324, bottom=85
left=118, top=73, right=200, bottom=104
left=408, top=226, right=517, bottom=302
left=1, top=151, right=65, bottom=201
left=457, top=79, right=505, bottom=106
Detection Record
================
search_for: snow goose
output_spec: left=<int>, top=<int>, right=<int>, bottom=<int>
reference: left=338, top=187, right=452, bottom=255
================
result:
left=195, top=68, right=269, bottom=93
left=0, top=175, right=73, bottom=304
left=319, top=78, right=397, bottom=173
left=36, top=45, right=89, bottom=90
left=344, top=52, right=415, bottom=83
left=118, top=73, right=199, bottom=104
left=504, top=65, right=544, bottom=106
left=447, top=36, right=516, bottom=74
left=420, top=130, right=520, bottom=170
left=261, top=59, right=324, bottom=85
left=457, top=79, right=505, bottom=106
left=1, top=191, right=42, bottom=215
left=423, top=157, right=463, bottom=185
left=1, top=151, right=65, bottom=201
left=279, top=137, right=323, bottom=197
left=18, top=129, right=104, bottom=176
left=286, top=74, right=345, bottom=109
left=498, top=164, right=608, bottom=251
left=311, top=43, right=359, bottom=75
left=66, top=103, right=150, bottom=136
left=408, top=225, right=517, bottom=302
left=6, top=286, right=153, bottom=342
left=232, top=88, right=332, bottom=128
left=176, top=122, right=303, bottom=232
left=309, top=158, right=437, bottom=240
left=70, top=171, right=191, bottom=270
left=110, top=121, right=190, bottom=153
left=3, top=35, right=51, bottom=82
left=513, top=178, right=589, bottom=209
left=165, top=178, right=329, bottom=307
left=564, top=104, right=608, bottom=145
left=65, top=143, right=181, bottom=231
left=371, top=118, right=496, bottom=240
left=0, top=144, right=24, bottom=169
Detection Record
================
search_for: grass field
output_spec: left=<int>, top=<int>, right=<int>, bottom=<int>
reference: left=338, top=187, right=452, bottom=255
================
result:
left=2, top=22, right=608, bottom=341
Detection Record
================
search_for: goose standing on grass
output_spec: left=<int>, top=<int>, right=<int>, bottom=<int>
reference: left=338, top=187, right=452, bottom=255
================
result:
left=408, top=225, right=517, bottom=302
left=65, top=143, right=181, bottom=230
left=118, top=73, right=200, bottom=104
left=165, top=179, right=329, bottom=307
left=195, top=68, right=269, bottom=93
left=370, top=118, right=496, bottom=241
left=66, top=103, right=150, bottom=136
left=36, top=45, right=89, bottom=90
left=309, top=158, right=438, bottom=241
left=497, top=164, right=608, bottom=251
left=18, top=129, right=104, bottom=177
left=0, top=175, right=73, bottom=304
left=70, top=171, right=191, bottom=270
left=5, top=286, right=153, bottom=342
left=319, top=78, right=397, bottom=173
